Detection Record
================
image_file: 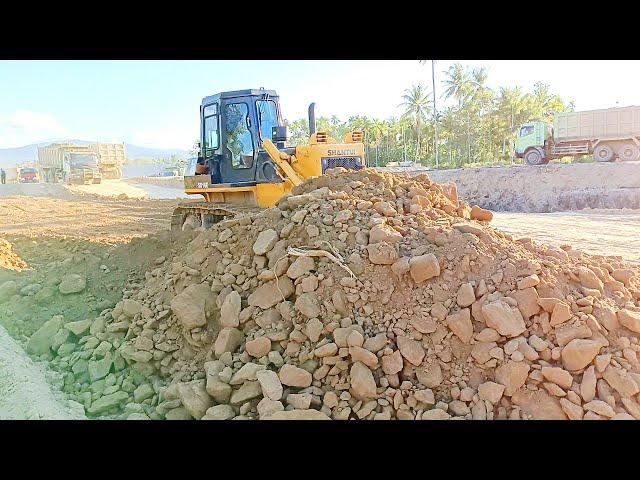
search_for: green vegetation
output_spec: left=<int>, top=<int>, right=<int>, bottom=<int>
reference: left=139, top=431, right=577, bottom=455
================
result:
left=285, top=62, right=575, bottom=169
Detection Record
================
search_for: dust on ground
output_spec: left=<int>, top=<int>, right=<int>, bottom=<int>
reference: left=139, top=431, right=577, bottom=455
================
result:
left=0, top=323, right=86, bottom=420
left=493, top=209, right=640, bottom=263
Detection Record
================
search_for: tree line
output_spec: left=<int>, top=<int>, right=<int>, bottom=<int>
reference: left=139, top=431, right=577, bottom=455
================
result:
left=284, top=62, right=574, bottom=168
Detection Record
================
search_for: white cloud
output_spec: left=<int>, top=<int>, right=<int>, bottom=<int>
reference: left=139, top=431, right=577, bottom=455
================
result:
left=0, top=109, right=69, bottom=147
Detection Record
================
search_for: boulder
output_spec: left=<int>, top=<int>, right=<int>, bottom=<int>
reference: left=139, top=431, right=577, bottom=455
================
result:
left=58, top=274, right=86, bottom=294
left=253, top=229, right=279, bottom=255
left=248, top=277, right=294, bottom=309
left=176, top=380, right=213, bottom=420
left=482, top=300, right=526, bottom=338
left=26, top=315, right=65, bottom=355
left=446, top=308, right=473, bottom=344
left=170, top=283, right=212, bottom=330
left=561, top=339, right=602, bottom=371
left=220, top=290, right=241, bottom=327
left=349, top=362, right=377, bottom=400
left=409, top=254, right=440, bottom=283
left=366, top=242, right=399, bottom=265
left=278, top=364, right=312, bottom=388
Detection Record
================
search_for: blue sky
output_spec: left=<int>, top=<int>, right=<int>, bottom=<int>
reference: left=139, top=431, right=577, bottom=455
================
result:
left=1, top=60, right=640, bottom=150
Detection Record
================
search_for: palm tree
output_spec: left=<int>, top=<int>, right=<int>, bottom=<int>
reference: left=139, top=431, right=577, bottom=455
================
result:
left=399, top=84, right=432, bottom=163
left=443, top=63, right=473, bottom=107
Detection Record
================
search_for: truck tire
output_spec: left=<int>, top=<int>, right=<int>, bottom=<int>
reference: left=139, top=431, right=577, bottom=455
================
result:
left=618, top=143, right=640, bottom=162
left=594, top=143, right=615, bottom=162
left=524, top=148, right=545, bottom=166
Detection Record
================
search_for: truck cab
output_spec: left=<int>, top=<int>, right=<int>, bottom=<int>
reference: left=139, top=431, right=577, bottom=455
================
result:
left=18, top=167, right=39, bottom=183
left=515, top=121, right=553, bottom=165
left=195, top=88, right=286, bottom=188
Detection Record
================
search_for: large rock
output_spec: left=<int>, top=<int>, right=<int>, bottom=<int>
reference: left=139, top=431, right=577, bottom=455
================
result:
left=170, top=283, right=212, bottom=330
left=248, top=278, right=294, bottom=309
left=0, top=280, right=17, bottom=303
left=202, top=404, right=236, bottom=420
left=26, top=315, right=65, bottom=355
left=220, top=291, right=241, bottom=327
left=367, top=242, right=398, bottom=265
left=617, top=309, right=640, bottom=333
left=416, top=363, right=443, bottom=388
left=561, top=339, right=602, bottom=371
left=494, top=361, right=530, bottom=396
left=214, top=328, right=244, bottom=357
left=456, top=283, right=476, bottom=308
left=511, top=389, right=567, bottom=420
left=64, top=319, right=92, bottom=336
left=253, top=229, right=278, bottom=255
left=120, top=299, right=143, bottom=318
left=482, top=300, right=526, bottom=338
left=263, top=409, right=331, bottom=420
left=541, top=367, right=573, bottom=390
left=87, top=391, right=129, bottom=416
left=381, top=350, right=403, bottom=375
left=286, top=256, right=315, bottom=280
left=396, top=335, right=425, bottom=366
left=507, top=287, right=540, bottom=319
left=245, top=337, right=271, bottom=358
left=257, top=369, right=283, bottom=400
left=230, top=381, right=262, bottom=405
left=577, top=266, right=603, bottom=290
left=176, top=380, right=213, bottom=420
left=349, top=362, right=377, bottom=400
left=295, top=292, right=321, bottom=318
left=88, top=352, right=113, bottom=382
left=446, top=308, right=473, bottom=344
left=368, top=224, right=403, bottom=244
left=278, top=364, right=312, bottom=388
left=58, top=274, right=86, bottom=294
left=602, top=366, right=640, bottom=398
left=409, top=254, right=440, bottom=283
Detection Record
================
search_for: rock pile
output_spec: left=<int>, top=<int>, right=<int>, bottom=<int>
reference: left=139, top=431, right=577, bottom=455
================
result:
left=38, top=168, right=640, bottom=420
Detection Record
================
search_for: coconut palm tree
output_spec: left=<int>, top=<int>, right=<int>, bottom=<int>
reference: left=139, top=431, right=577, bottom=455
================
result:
left=443, top=63, right=473, bottom=107
left=399, top=84, right=432, bottom=163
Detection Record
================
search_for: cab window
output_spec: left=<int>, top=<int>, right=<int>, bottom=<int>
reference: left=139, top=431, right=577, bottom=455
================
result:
left=256, top=100, right=279, bottom=141
left=203, top=104, right=219, bottom=157
left=519, top=125, right=534, bottom=137
left=224, top=103, right=254, bottom=169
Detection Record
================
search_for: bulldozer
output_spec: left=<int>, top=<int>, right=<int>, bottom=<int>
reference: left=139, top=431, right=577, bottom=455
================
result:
left=171, top=88, right=366, bottom=231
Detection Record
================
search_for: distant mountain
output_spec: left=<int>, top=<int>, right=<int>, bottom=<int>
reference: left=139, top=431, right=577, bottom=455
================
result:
left=0, top=139, right=189, bottom=167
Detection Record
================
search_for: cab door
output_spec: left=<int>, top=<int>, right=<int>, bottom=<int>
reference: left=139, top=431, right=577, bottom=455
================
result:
left=219, top=99, right=257, bottom=185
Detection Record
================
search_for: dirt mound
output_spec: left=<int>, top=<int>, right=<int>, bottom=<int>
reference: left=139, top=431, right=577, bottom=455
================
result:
left=0, top=238, right=28, bottom=271
left=22, top=168, right=640, bottom=420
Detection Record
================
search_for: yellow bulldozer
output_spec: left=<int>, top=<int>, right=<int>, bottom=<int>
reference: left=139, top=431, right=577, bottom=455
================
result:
left=171, top=88, right=366, bottom=231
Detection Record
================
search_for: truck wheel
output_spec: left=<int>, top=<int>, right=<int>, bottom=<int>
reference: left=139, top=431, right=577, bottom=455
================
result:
left=524, top=148, right=545, bottom=166
left=618, top=143, right=640, bottom=162
left=594, top=144, right=615, bottom=162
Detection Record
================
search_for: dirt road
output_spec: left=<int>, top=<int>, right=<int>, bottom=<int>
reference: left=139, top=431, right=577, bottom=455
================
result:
left=381, top=161, right=640, bottom=212
left=493, top=209, right=640, bottom=263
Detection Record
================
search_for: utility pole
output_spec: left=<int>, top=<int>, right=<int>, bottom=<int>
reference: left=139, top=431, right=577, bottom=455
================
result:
left=432, top=60, right=439, bottom=168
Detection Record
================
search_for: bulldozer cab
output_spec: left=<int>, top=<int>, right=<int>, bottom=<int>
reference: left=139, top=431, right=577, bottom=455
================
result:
left=196, top=89, right=285, bottom=187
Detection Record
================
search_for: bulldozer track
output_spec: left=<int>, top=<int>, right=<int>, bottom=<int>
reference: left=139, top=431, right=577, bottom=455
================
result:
left=171, top=201, right=263, bottom=232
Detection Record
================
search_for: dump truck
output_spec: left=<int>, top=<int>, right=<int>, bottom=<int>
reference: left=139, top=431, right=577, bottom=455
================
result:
left=37, top=144, right=102, bottom=184
left=516, top=105, right=640, bottom=165
left=172, top=88, right=365, bottom=231
left=94, top=142, right=125, bottom=179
